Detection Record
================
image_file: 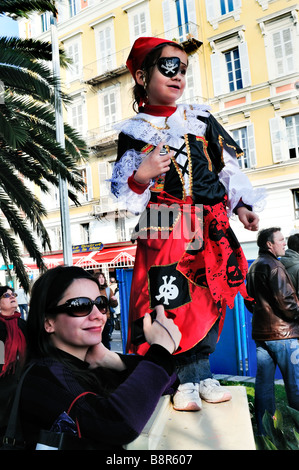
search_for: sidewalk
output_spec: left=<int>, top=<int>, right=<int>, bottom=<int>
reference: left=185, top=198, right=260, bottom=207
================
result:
left=110, top=328, right=123, bottom=353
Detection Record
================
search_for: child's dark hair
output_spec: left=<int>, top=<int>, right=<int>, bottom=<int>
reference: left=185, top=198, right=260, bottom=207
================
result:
left=132, top=42, right=185, bottom=112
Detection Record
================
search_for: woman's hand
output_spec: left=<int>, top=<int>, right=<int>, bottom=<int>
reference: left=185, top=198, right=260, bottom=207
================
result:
left=237, top=207, right=259, bottom=231
left=86, top=342, right=126, bottom=371
left=134, top=142, right=173, bottom=185
left=143, top=305, right=182, bottom=354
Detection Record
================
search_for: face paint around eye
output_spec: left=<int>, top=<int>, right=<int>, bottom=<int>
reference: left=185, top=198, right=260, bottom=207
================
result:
left=156, top=57, right=186, bottom=78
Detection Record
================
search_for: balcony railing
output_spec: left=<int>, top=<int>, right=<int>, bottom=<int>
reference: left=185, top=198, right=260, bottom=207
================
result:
left=87, top=123, right=119, bottom=149
left=87, top=94, right=205, bottom=149
left=83, top=22, right=201, bottom=85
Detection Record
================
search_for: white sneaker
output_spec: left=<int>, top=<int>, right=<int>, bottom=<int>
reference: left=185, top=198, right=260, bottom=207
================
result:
left=173, top=383, right=202, bottom=411
left=199, top=378, right=232, bottom=403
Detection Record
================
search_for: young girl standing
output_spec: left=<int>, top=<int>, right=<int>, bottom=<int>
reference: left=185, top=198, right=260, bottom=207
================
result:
left=111, top=37, right=265, bottom=411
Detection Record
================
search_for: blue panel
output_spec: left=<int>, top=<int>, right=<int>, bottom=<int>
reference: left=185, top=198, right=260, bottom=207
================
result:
left=116, top=263, right=282, bottom=380
left=116, top=268, right=133, bottom=353
left=210, top=305, right=240, bottom=375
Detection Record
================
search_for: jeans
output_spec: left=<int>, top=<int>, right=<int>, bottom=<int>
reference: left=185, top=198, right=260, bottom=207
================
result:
left=18, top=304, right=28, bottom=320
left=174, top=319, right=220, bottom=384
left=255, top=338, right=299, bottom=434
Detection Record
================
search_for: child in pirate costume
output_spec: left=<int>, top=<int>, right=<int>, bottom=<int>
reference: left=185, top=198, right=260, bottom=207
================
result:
left=111, top=37, right=265, bottom=411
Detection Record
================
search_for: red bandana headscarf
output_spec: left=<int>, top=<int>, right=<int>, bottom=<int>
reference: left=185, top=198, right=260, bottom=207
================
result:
left=0, top=312, right=26, bottom=377
left=126, top=36, right=180, bottom=81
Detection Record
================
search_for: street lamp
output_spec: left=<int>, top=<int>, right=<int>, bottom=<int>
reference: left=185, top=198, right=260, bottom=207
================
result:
left=50, top=12, right=73, bottom=266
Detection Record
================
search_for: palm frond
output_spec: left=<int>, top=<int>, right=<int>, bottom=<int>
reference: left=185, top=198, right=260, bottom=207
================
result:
left=0, top=36, right=71, bottom=67
left=0, top=0, right=57, bottom=18
left=0, top=2, right=90, bottom=288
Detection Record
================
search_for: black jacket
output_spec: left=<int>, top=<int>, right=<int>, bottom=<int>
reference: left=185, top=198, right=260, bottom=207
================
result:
left=246, top=250, right=299, bottom=341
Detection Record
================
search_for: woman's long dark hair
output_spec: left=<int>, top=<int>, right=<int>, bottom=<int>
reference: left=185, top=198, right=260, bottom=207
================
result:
left=26, top=266, right=100, bottom=362
left=132, top=42, right=185, bottom=112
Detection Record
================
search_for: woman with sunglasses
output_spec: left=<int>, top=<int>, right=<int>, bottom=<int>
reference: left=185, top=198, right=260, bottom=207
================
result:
left=18, top=265, right=181, bottom=450
left=0, top=286, right=26, bottom=444
left=110, top=37, right=265, bottom=411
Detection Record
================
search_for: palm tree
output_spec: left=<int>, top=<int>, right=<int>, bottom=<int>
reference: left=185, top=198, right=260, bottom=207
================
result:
left=0, top=1, right=89, bottom=291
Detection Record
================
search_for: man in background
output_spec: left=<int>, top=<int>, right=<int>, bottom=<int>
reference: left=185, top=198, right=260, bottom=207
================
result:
left=280, top=233, right=299, bottom=296
left=246, top=227, right=299, bottom=434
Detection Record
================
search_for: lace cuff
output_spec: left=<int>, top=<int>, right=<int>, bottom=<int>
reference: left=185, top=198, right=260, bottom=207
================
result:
left=110, top=149, right=151, bottom=214
left=219, top=149, right=266, bottom=217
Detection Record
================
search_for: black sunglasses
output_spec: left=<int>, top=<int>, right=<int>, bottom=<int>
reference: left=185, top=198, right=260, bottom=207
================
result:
left=47, top=296, right=109, bottom=317
left=1, top=292, right=17, bottom=299
left=154, top=57, right=187, bottom=78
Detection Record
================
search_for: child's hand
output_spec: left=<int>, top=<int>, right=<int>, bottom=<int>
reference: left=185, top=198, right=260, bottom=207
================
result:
left=237, top=207, right=259, bottom=231
left=134, top=142, right=173, bottom=185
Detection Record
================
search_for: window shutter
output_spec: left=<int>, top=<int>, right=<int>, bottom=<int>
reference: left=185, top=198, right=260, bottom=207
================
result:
left=162, top=0, right=173, bottom=39
left=238, top=41, right=251, bottom=88
left=86, top=166, right=93, bottom=201
left=211, top=51, right=223, bottom=96
left=186, top=0, right=197, bottom=25
left=205, top=0, right=215, bottom=23
left=247, top=124, right=257, bottom=168
left=269, top=117, right=288, bottom=163
left=99, top=161, right=109, bottom=197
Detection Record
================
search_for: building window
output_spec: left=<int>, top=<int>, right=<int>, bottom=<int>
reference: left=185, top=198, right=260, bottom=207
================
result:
left=77, top=167, right=92, bottom=203
left=80, top=223, right=90, bottom=244
left=65, top=37, right=82, bottom=82
left=292, top=189, right=299, bottom=220
left=285, top=114, right=299, bottom=159
left=272, top=28, right=294, bottom=77
left=210, top=34, right=251, bottom=95
left=259, top=10, right=298, bottom=81
left=99, top=86, right=121, bottom=131
left=69, top=0, right=79, bottom=17
left=220, top=0, right=234, bottom=15
left=97, top=26, right=114, bottom=74
left=175, top=0, right=191, bottom=40
left=269, top=114, right=299, bottom=163
left=41, top=12, right=51, bottom=32
left=163, top=0, right=198, bottom=42
left=126, top=1, right=151, bottom=43
left=232, top=128, right=249, bottom=168
left=225, top=48, right=243, bottom=92
left=205, top=0, right=241, bottom=28
left=69, top=101, right=84, bottom=136
left=231, top=124, right=256, bottom=169
left=133, top=11, right=146, bottom=37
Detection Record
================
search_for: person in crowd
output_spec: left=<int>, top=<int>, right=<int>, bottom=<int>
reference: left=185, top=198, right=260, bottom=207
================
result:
left=15, top=285, right=29, bottom=320
left=94, top=272, right=118, bottom=349
left=280, top=232, right=299, bottom=296
left=110, top=36, right=264, bottom=411
left=246, top=227, right=299, bottom=434
left=0, top=285, right=26, bottom=444
left=19, top=265, right=181, bottom=450
left=109, top=276, right=118, bottom=295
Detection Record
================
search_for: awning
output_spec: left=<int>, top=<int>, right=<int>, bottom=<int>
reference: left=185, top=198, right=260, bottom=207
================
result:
left=23, top=244, right=136, bottom=271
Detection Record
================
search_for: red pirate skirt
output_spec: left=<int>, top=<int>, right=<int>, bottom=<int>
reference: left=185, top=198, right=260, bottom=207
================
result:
left=126, top=192, right=249, bottom=356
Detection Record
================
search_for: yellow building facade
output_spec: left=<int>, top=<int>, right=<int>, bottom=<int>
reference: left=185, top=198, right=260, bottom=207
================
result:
left=18, top=0, right=299, bottom=261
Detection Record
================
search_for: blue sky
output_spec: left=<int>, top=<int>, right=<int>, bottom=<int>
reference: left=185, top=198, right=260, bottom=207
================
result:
left=0, top=14, right=19, bottom=37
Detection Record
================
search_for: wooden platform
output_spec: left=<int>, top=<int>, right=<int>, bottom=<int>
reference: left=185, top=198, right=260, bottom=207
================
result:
left=126, top=386, right=256, bottom=450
